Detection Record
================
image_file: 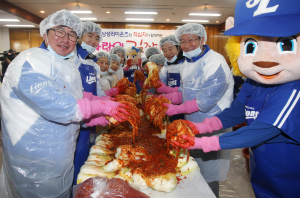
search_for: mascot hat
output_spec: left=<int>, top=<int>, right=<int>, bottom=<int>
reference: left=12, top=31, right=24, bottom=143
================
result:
left=224, top=0, right=300, bottom=37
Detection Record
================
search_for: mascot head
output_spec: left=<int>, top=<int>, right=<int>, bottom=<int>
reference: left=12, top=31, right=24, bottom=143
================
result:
left=126, top=46, right=141, bottom=65
left=225, top=0, right=300, bottom=85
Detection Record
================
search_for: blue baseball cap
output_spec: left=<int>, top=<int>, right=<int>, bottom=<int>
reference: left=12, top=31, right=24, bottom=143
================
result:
left=224, top=0, right=300, bottom=37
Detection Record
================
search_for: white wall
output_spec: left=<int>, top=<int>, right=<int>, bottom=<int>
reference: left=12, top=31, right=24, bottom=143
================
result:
left=0, top=28, right=10, bottom=52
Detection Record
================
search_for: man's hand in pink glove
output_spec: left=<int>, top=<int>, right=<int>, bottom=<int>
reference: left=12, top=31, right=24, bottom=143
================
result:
left=85, top=116, right=109, bottom=127
left=77, top=98, right=129, bottom=122
left=164, top=99, right=199, bottom=116
left=171, top=135, right=221, bottom=153
left=105, top=88, right=119, bottom=97
left=156, top=81, right=179, bottom=94
left=193, top=117, right=223, bottom=135
left=158, top=92, right=182, bottom=104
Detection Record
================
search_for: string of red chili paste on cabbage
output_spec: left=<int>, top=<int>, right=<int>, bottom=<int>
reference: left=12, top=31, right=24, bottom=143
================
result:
left=107, top=117, right=178, bottom=177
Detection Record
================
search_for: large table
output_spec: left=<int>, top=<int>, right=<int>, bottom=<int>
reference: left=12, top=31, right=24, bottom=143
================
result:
left=141, top=170, right=216, bottom=198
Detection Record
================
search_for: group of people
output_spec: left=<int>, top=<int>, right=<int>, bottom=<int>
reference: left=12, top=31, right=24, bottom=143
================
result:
left=1, top=0, right=300, bottom=197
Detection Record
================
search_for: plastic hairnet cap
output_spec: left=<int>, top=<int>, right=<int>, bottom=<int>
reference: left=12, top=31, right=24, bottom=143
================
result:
left=110, top=54, right=121, bottom=63
left=224, top=0, right=300, bottom=37
left=149, top=54, right=165, bottom=65
left=145, top=47, right=161, bottom=59
left=95, top=51, right=111, bottom=62
left=175, top=23, right=207, bottom=42
left=159, top=35, right=180, bottom=48
left=109, top=46, right=126, bottom=55
left=39, top=9, right=82, bottom=38
left=82, top=21, right=103, bottom=43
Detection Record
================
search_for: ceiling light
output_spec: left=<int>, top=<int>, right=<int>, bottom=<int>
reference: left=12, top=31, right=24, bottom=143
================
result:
left=216, top=21, right=220, bottom=23
left=80, top=18, right=97, bottom=21
left=204, top=4, right=208, bottom=11
left=124, top=11, right=157, bottom=15
left=40, top=11, right=45, bottom=13
left=5, top=25, right=35, bottom=27
left=182, top=19, right=210, bottom=22
left=106, top=11, right=110, bottom=14
left=189, top=13, right=221, bottom=16
left=0, top=19, right=20, bottom=22
left=166, top=19, right=170, bottom=21
left=71, top=11, right=92, bottom=14
left=126, top=18, right=154, bottom=21
left=75, top=0, right=80, bottom=9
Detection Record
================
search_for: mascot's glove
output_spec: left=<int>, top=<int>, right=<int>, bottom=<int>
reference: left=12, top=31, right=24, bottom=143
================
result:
left=193, top=117, right=223, bottom=135
left=156, top=81, right=179, bottom=94
left=77, top=98, right=129, bottom=122
left=85, top=116, right=109, bottom=127
left=158, top=92, right=182, bottom=104
left=105, top=88, right=119, bottom=97
left=164, top=99, right=198, bottom=116
left=172, top=135, right=221, bottom=152
left=124, top=59, right=134, bottom=72
left=83, top=91, right=112, bottom=101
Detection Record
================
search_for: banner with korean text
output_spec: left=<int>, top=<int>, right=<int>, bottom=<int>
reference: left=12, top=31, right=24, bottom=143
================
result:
left=95, top=29, right=176, bottom=58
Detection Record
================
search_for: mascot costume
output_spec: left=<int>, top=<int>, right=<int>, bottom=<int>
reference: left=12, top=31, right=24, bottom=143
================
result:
left=172, top=0, right=300, bottom=197
left=124, top=46, right=143, bottom=93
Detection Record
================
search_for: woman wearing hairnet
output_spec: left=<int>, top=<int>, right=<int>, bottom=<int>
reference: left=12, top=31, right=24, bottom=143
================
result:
left=109, top=46, right=126, bottom=81
left=110, top=46, right=126, bottom=68
left=158, top=35, right=184, bottom=92
left=95, top=51, right=112, bottom=91
left=108, top=54, right=122, bottom=86
left=160, top=23, right=234, bottom=197
left=157, top=35, right=185, bottom=121
left=0, top=10, right=129, bottom=198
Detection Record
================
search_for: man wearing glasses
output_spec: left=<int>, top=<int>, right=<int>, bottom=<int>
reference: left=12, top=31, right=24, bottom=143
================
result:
left=42, top=24, right=78, bottom=58
left=0, top=9, right=129, bottom=198
left=160, top=23, right=234, bottom=198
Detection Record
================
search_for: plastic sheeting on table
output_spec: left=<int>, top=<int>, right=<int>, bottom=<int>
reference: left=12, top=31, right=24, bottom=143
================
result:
left=141, top=171, right=216, bottom=198
left=73, top=171, right=215, bottom=198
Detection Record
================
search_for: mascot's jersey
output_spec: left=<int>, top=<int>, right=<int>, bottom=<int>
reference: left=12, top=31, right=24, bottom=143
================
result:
left=217, top=78, right=300, bottom=148
left=216, top=78, right=300, bottom=198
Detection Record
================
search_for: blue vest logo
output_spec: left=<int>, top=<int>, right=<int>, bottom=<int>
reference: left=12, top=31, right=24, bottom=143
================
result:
left=86, top=75, right=96, bottom=84
left=168, top=79, right=177, bottom=86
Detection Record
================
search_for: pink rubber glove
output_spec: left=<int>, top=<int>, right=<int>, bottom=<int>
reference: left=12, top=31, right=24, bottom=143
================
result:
left=158, top=92, right=182, bottom=104
left=164, top=99, right=199, bottom=116
left=83, top=91, right=112, bottom=101
left=193, top=117, right=223, bottom=135
left=77, top=98, right=129, bottom=121
left=172, top=135, right=221, bottom=153
left=85, top=116, right=109, bottom=127
left=156, top=81, right=179, bottom=94
left=105, top=88, right=119, bottom=97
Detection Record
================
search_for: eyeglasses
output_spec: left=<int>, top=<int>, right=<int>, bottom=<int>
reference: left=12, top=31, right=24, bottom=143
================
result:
left=49, top=28, right=78, bottom=42
left=180, top=38, right=200, bottom=45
